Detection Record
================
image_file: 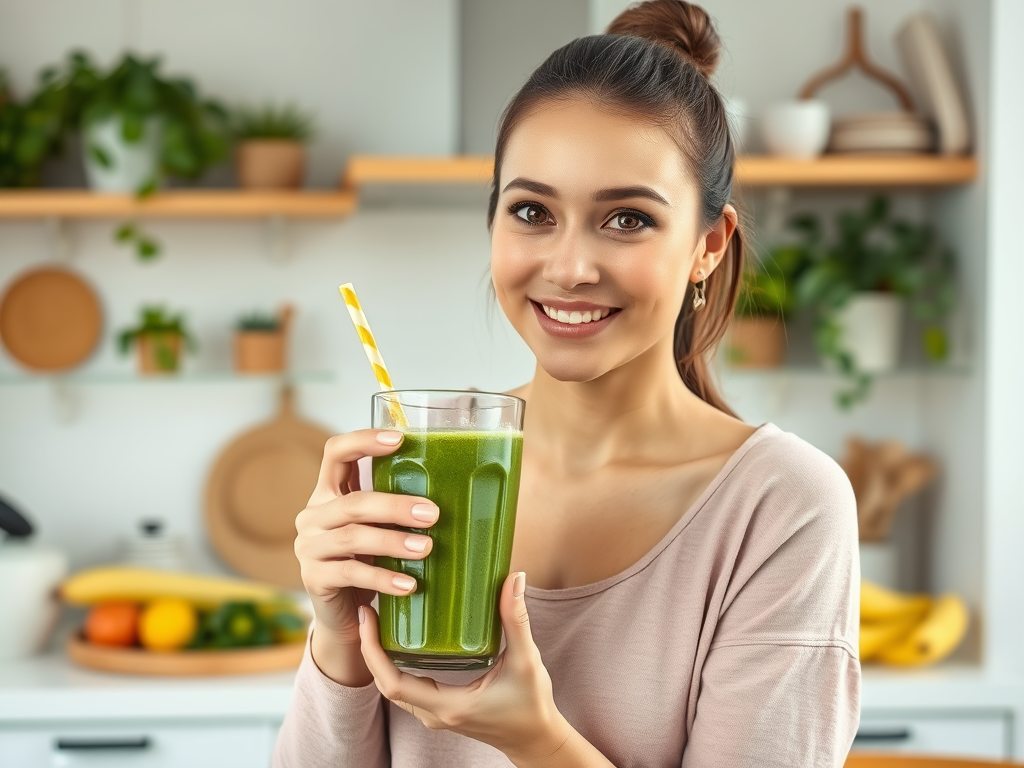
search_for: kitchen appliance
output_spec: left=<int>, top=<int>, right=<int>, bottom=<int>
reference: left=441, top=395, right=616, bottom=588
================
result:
left=0, top=497, right=69, bottom=660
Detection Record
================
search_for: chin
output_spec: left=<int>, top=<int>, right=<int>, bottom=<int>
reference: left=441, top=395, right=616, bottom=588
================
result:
left=534, top=349, right=613, bottom=383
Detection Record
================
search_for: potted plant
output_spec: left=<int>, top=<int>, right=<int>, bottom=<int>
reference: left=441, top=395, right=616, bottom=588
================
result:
left=234, top=305, right=293, bottom=373
left=118, top=306, right=196, bottom=375
left=794, top=195, right=957, bottom=408
left=726, top=244, right=807, bottom=369
left=233, top=104, right=314, bottom=189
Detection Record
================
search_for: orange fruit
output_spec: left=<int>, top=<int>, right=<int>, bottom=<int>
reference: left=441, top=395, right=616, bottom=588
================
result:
left=139, top=598, right=198, bottom=652
left=84, top=601, right=139, bottom=647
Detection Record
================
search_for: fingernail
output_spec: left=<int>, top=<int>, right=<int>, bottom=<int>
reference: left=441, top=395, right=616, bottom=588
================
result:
left=376, top=431, right=403, bottom=445
left=513, top=572, right=526, bottom=599
left=411, top=503, right=439, bottom=523
left=404, top=535, right=428, bottom=553
left=358, top=606, right=365, bottom=625
left=393, top=574, right=417, bottom=591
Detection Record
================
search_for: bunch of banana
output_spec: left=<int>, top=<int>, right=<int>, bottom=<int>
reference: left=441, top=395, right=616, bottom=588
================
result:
left=61, top=566, right=290, bottom=610
left=859, top=579, right=969, bottom=666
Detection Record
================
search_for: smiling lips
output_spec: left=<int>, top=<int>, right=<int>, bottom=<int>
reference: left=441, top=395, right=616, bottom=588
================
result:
left=530, top=299, right=621, bottom=338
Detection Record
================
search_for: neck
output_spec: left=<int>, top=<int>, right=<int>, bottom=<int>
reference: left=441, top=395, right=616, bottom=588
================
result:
left=520, top=335, right=706, bottom=473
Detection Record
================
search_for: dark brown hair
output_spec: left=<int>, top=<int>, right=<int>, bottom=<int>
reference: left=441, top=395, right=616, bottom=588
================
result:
left=487, top=0, right=743, bottom=416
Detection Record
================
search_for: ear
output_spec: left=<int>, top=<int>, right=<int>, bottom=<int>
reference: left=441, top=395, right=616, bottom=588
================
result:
left=690, top=204, right=738, bottom=282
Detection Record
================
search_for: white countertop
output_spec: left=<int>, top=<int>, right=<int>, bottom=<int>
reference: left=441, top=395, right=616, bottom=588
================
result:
left=0, top=625, right=297, bottom=724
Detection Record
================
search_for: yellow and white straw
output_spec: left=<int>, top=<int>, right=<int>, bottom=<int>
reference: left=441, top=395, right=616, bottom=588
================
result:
left=338, top=282, right=407, bottom=427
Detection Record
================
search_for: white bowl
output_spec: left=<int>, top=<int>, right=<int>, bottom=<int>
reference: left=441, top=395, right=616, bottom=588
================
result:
left=760, top=100, right=832, bottom=159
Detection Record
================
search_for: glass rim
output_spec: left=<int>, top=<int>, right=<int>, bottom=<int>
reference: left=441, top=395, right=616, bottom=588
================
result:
left=372, top=389, right=525, bottom=411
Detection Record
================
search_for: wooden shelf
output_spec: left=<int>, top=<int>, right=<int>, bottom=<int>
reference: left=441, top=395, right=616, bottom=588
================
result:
left=341, top=154, right=977, bottom=189
left=343, top=155, right=493, bottom=187
left=0, top=189, right=356, bottom=219
left=736, top=154, right=978, bottom=187
left=0, top=155, right=978, bottom=221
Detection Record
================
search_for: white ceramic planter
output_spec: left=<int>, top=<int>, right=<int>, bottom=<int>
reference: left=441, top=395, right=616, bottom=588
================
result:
left=833, top=291, right=904, bottom=372
left=760, top=99, right=831, bottom=159
left=82, top=115, right=161, bottom=193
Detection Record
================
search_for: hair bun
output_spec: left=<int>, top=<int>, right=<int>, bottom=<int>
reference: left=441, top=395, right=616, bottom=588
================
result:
left=606, top=0, right=721, bottom=79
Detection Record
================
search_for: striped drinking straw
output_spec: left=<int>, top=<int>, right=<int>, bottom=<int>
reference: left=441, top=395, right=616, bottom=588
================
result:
left=338, top=283, right=408, bottom=428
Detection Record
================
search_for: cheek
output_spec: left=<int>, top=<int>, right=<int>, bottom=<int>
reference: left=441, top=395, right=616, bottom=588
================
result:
left=613, top=241, right=690, bottom=317
left=489, top=230, right=534, bottom=309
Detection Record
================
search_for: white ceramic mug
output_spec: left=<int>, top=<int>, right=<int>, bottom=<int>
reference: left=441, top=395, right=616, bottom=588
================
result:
left=760, top=99, right=831, bottom=159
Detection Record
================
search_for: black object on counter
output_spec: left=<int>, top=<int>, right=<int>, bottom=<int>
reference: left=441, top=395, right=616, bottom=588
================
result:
left=0, top=496, right=33, bottom=539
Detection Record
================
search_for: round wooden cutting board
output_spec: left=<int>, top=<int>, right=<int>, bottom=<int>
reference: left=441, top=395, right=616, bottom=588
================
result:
left=0, top=266, right=103, bottom=371
left=205, top=386, right=332, bottom=588
left=67, top=633, right=304, bottom=676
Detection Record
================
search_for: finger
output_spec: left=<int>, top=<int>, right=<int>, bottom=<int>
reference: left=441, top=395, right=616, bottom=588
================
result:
left=300, top=557, right=421, bottom=598
left=358, top=605, right=458, bottom=713
left=498, top=572, right=536, bottom=664
left=302, top=523, right=433, bottom=561
left=309, top=430, right=405, bottom=504
left=300, top=491, right=439, bottom=533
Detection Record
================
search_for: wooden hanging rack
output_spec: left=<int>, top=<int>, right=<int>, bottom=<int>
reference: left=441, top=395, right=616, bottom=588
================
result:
left=799, top=6, right=915, bottom=111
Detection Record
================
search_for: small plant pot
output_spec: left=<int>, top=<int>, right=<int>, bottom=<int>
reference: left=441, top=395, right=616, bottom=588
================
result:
left=831, top=292, right=903, bottom=373
left=234, top=330, right=286, bottom=373
left=726, top=316, right=787, bottom=369
left=137, top=333, right=183, bottom=374
left=83, top=116, right=162, bottom=193
left=235, top=140, right=305, bottom=189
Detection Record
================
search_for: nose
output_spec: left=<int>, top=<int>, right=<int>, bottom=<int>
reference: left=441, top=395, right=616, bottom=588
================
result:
left=540, top=228, right=600, bottom=290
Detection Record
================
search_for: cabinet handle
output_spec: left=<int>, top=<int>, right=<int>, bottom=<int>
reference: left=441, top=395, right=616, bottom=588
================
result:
left=854, top=728, right=912, bottom=742
left=54, top=736, right=152, bottom=751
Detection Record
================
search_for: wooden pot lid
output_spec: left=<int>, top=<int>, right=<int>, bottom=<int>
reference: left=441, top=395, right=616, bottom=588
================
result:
left=0, top=266, right=103, bottom=371
left=67, top=631, right=304, bottom=676
left=205, top=386, right=332, bottom=589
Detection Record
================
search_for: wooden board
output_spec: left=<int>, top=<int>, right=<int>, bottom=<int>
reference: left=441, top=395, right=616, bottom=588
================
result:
left=205, top=385, right=332, bottom=589
left=0, top=189, right=356, bottom=219
left=67, top=632, right=304, bottom=676
left=0, top=266, right=102, bottom=371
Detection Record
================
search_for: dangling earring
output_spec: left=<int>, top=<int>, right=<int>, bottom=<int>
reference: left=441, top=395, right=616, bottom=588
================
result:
left=692, top=271, right=707, bottom=312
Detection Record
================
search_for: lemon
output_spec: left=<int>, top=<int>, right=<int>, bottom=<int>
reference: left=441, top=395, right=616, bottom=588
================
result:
left=139, top=598, right=198, bottom=652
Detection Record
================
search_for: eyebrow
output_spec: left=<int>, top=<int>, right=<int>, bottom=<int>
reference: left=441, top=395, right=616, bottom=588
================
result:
left=501, top=177, right=670, bottom=206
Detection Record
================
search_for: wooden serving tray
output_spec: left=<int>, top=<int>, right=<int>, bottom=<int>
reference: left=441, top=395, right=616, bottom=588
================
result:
left=67, top=632, right=304, bottom=676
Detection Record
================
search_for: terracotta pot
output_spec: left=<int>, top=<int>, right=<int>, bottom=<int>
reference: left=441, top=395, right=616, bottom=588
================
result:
left=235, top=140, right=305, bottom=189
left=725, top=316, right=787, bottom=369
left=234, top=331, right=286, bottom=373
left=137, top=333, right=183, bottom=374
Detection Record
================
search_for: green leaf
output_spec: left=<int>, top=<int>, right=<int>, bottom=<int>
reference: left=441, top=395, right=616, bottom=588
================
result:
left=136, top=177, right=158, bottom=198
left=89, top=142, right=112, bottom=168
left=121, top=112, right=144, bottom=142
left=137, top=237, right=160, bottom=260
left=115, top=222, right=136, bottom=242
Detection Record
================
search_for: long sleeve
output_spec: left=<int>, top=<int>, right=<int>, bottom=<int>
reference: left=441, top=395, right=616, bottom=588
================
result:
left=681, top=438, right=862, bottom=768
left=271, top=626, right=389, bottom=768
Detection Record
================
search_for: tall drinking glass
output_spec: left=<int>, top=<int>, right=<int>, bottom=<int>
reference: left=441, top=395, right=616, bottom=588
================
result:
left=371, top=390, right=525, bottom=670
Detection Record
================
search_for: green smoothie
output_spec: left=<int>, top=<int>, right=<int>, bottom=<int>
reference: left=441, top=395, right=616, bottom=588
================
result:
left=373, top=428, right=523, bottom=670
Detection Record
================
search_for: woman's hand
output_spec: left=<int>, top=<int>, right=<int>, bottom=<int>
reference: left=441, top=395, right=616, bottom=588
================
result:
left=294, top=429, right=439, bottom=687
left=357, top=572, right=575, bottom=766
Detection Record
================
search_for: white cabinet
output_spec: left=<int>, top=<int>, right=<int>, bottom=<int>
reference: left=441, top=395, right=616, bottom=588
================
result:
left=853, top=711, right=1012, bottom=760
left=0, top=720, right=277, bottom=768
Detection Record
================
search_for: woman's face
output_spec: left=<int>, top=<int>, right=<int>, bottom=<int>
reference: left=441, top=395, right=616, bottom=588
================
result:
left=490, top=98, right=726, bottom=383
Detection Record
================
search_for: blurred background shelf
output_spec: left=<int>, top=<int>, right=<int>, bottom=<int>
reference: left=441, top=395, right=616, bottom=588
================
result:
left=0, top=370, right=337, bottom=386
left=720, top=363, right=972, bottom=377
left=340, top=154, right=978, bottom=189
left=0, top=190, right=356, bottom=219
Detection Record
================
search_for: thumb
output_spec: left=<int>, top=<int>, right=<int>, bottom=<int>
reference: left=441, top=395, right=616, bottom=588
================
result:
left=499, top=571, right=534, bottom=659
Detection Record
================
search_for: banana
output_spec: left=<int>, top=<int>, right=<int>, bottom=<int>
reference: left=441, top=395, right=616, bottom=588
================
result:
left=860, top=579, right=932, bottom=622
left=61, top=566, right=287, bottom=609
left=874, top=593, right=969, bottom=667
left=859, top=615, right=921, bottom=661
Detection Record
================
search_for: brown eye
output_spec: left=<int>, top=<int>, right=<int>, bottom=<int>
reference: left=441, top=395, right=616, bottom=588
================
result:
left=515, top=205, right=551, bottom=225
left=605, top=209, right=654, bottom=232
left=616, top=214, right=640, bottom=230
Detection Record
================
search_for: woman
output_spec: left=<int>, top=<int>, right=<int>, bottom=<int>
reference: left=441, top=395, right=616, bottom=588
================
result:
left=274, top=2, right=860, bottom=766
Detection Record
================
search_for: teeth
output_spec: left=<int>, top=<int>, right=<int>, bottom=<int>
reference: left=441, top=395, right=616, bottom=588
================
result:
left=540, top=304, right=612, bottom=325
